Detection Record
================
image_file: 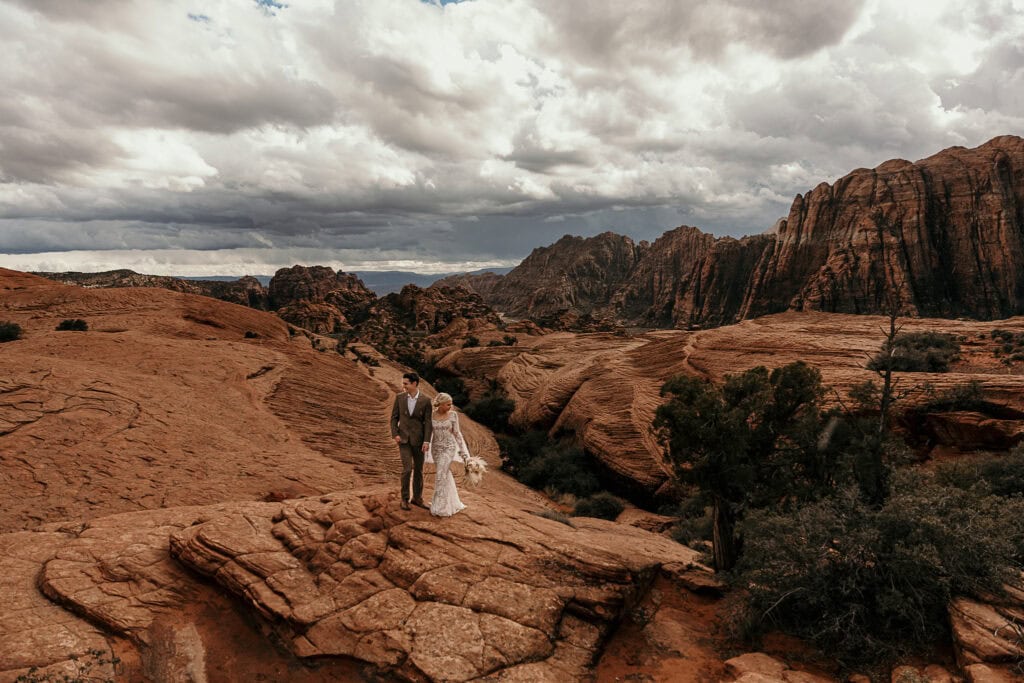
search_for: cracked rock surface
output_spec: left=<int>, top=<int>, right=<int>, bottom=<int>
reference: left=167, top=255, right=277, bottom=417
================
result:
left=164, top=491, right=704, bottom=681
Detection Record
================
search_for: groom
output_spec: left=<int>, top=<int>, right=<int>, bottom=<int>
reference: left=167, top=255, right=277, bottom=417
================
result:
left=390, top=372, right=433, bottom=510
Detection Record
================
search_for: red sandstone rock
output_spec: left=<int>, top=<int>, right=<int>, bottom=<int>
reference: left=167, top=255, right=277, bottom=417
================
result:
left=484, top=231, right=643, bottom=320
left=37, top=269, right=269, bottom=309
left=438, top=312, right=1024, bottom=497
left=0, top=268, right=727, bottom=681
left=746, top=136, right=1024, bottom=321
left=460, top=136, right=1024, bottom=330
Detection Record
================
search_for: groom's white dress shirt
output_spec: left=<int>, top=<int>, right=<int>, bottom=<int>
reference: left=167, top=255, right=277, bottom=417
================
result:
left=407, top=392, right=419, bottom=415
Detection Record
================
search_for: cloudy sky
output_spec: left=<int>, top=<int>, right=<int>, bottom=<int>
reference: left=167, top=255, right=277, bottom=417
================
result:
left=0, top=0, right=1021, bottom=276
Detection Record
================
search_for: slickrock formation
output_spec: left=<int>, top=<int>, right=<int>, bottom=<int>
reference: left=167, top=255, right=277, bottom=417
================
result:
left=437, top=312, right=1024, bottom=499
left=0, top=268, right=729, bottom=682
left=949, top=573, right=1024, bottom=681
left=456, top=136, right=1024, bottom=330
left=164, top=491, right=705, bottom=681
left=0, top=269, right=392, bottom=531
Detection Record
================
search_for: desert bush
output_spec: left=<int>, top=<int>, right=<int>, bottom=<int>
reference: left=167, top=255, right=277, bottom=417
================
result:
left=244, top=330, right=259, bottom=338
left=670, top=510, right=713, bottom=548
left=462, top=336, right=480, bottom=348
left=739, top=471, right=1024, bottom=666
left=499, top=432, right=602, bottom=499
left=433, top=375, right=469, bottom=407
left=936, top=447, right=1024, bottom=500
left=867, top=331, right=960, bottom=373
left=0, top=321, right=21, bottom=342
left=56, top=318, right=88, bottom=331
left=573, top=492, right=625, bottom=520
left=502, top=335, right=518, bottom=346
left=916, top=380, right=987, bottom=413
left=346, top=346, right=380, bottom=366
left=497, top=429, right=550, bottom=475
left=464, top=389, right=514, bottom=432
left=518, top=442, right=601, bottom=498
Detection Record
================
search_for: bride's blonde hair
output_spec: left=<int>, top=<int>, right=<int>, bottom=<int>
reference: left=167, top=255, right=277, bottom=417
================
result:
left=432, top=392, right=454, bottom=408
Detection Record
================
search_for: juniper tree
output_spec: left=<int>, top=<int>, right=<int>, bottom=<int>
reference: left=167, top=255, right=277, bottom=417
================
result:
left=654, top=361, right=828, bottom=571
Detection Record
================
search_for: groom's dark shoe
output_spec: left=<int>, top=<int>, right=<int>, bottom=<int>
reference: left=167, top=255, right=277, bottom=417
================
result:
left=400, top=500, right=411, bottom=510
left=411, top=498, right=427, bottom=508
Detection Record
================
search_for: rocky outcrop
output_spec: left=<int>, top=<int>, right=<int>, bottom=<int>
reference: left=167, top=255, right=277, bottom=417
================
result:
left=459, top=136, right=1024, bottom=330
left=612, top=227, right=775, bottom=328
left=435, top=271, right=506, bottom=302
left=267, top=265, right=376, bottom=333
left=743, top=135, right=1024, bottom=320
left=436, top=312, right=1024, bottom=500
left=384, top=284, right=502, bottom=335
left=2, top=268, right=734, bottom=682
left=949, top=572, right=1024, bottom=681
left=38, top=269, right=269, bottom=309
left=162, top=491, right=705, bottom=681
left=485, top=232, right=644, bottom=319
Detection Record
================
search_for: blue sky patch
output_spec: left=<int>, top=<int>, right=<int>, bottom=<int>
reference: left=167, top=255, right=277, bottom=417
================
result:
left=255, top=0, right=287, bottom=14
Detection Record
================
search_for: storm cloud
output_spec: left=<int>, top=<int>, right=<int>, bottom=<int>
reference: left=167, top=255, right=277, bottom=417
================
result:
left=0, top=0, right=1021, bottom=275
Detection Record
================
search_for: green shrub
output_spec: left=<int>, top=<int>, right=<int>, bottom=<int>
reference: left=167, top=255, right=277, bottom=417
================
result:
left=517, top=443, right=601, bottom=498
left=0, top=321, right=21, bottom=342
left=56, top=318, right=88, bottom=331
left=739, top=472, right=1024, bottom=666
left=464, top=390, right=514, bottom=432
left=433, top=375, right=469, bottom=407
left=867, top=331, right=961, bottom=373
left=573, top=492, right=625, bottom=520
left=499, top=432, right=603, bottom=499
left=916, top=380, right=987, bottom=413
left=992, top=329, right=1013, bottom=341
left=936, top=447, right=1024, bottom=499
left=670, top=511, right=713, bottom=548
left=462, top=336, right=480, bottom=348
left=502, top=335, right=518, bottom=346
left=497, top=430, right=550, bottom=476
left=244, top=330, right=259, bottom=338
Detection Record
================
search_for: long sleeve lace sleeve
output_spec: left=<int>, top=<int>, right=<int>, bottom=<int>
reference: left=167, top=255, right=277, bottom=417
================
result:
left=453, top=413, right=471, bottom=463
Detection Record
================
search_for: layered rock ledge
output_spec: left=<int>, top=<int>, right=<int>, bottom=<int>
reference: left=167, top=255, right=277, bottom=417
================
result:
left=30, top=490, right=706, bottom=682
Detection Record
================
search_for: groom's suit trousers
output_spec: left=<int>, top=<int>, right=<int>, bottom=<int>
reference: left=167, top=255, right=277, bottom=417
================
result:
left=399, top=443, right=424, bottom=502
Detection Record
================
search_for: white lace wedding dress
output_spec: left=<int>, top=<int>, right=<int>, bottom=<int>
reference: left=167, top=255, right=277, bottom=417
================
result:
left=428, top=412, right=468, bottom=517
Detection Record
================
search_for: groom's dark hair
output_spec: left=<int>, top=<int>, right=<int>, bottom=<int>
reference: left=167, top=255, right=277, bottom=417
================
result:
left=403, top=372, right=419, bottom=385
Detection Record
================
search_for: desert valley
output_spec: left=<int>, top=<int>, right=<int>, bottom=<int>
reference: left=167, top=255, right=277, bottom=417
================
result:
left=2, top=135, right=1024, bottom=682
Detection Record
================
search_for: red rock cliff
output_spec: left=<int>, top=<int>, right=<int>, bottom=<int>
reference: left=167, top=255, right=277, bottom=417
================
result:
left=743, top=135, right=1024, bottom=319
left=466, top=135, right=1024, bottom=328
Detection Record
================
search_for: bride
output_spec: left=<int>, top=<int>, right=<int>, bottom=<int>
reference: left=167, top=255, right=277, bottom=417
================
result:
left=426, top=392, right=468, bottom=517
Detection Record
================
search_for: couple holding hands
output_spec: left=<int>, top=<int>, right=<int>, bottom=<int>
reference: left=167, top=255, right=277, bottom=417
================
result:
left=390, top=372, right=472, bottom=516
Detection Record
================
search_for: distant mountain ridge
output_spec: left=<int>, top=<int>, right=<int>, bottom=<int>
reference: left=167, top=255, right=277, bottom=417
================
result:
left=447, top=135, right=1024, bottom=327
left=38, top=265, right=509, bottom=359
left=38, top=268, right=512, bottom=296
